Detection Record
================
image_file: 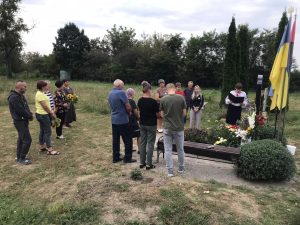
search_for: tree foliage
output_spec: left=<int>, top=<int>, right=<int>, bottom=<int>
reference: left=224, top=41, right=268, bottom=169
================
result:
left=220, top=17, right=238, bottom=106
left=0, top=0, right=28, bottom=77
left=53, top=22, right=90, bottom=78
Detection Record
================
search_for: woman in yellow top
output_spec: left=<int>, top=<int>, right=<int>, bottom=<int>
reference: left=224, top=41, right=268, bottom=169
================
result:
left=35, top=80, right=59, bottom=155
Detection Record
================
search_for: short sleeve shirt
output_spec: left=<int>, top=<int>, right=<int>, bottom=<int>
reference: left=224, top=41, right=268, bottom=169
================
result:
left=160, top=94, right=186, bottom=131
left=35, top=90, right=50, bottom=115
left=138, top=97, right=160, bottom=126
left=108, top=88, right=129, bottom=124
left=129, top=99, right=139, bottom=129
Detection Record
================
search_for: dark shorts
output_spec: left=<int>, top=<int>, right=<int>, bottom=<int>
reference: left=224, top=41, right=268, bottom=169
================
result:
left=130, top=125, right=141, bottom=138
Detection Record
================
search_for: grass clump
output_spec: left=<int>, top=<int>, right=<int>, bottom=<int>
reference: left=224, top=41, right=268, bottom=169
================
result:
left=159, top=188, right=210, bottom=225
left=130, top=169, right=143, bottom=181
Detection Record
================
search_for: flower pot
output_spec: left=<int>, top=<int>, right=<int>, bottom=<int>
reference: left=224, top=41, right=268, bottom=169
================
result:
left=286, top=145, right=296, bottom=155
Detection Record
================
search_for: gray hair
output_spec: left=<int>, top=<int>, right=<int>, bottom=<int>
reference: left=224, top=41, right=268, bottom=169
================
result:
left=126, top=88, right=135, bottom=97
left=113, top=79, right=124, bottom=88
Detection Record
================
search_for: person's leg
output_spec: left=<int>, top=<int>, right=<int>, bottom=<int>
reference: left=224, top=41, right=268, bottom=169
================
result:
left=163, top=129, right=174, bottom=175
left=189, top=110, right=195, bottom=129
left=120, top=124, right=133, bottom=162
left=195, top=111, right=202, bottom=130
left=36, top=114, right=45, bottom=147
left=146, top=125, right=157, bottom=166
left=157, top=118, right=163, bottom=131
left=56, top=112, right=65, bottom=137
left=20, top=122, right=32, bottom=159
left=174, top=130, right=185, bottom=172
left=112, top=124, right=121, bottom=162
left=139, top=125, right=147, bottom=166
left=40, top=115, right=52, bottom=148
left=14, top=121, right=23, bottom=160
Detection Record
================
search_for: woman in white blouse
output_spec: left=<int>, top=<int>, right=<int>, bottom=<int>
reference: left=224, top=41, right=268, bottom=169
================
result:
left=225, top=83, right=248, bottom=125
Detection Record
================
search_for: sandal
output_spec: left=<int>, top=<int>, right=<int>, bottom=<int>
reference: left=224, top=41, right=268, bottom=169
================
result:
left=39, top=148, right=47, bottom=152
left=146, top=165, right=156, bottom=170
left=47, top=150, right=60, bottom=155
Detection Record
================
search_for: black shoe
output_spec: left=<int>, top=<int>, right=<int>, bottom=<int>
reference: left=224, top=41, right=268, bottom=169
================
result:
left=18, top=159, right=32, bottom=165
left=146, top=165, right=156, bottom=170
left=113, top=158, right=123, bottom=163
left=139, top=164, right=146, bottom=168
left=124, top=159, right=137, bottom=163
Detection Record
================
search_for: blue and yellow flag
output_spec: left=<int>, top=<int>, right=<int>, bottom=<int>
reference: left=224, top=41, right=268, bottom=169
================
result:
left=269, top=17, right=292, bottom=110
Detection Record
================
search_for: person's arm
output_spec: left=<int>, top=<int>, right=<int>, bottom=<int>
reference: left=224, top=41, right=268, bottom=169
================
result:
left=40, top=101, right=55, bottom=118
left=133, top=108, right=139, bottom=120
left=155, top=92, right=160, bottom=101
left=182, top=99, right=187, bottom=116
left=243, top=93, right=249, bottom=107
left=200, top=95, right=204, bottom=109
left=225, top=95, right=231, bottom=105
left=125, top=102, right=131, bottom=114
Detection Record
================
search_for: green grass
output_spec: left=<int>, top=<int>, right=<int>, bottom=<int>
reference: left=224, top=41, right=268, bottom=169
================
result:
left=0, top=77, right=300, bottom=225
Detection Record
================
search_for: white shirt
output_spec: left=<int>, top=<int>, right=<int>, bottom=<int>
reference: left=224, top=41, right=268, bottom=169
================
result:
left=225, top=90, right=248, bottom=107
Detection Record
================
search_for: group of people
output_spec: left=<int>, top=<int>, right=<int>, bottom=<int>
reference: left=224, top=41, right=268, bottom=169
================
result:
left=108, top=79, right=205, bottom=176
left=8, top=76, right=247, bottom=175
left=155, top=79, right=205, bottom=131
left=8, top=79, right=76, bottom=165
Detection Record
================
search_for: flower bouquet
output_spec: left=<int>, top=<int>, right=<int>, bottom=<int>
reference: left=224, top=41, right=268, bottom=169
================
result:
left=67, top=94, right=79, bottom=103
left=51, top=117, right=61, bottom=128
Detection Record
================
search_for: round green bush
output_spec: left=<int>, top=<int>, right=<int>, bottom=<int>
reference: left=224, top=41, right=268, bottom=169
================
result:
left=254, top=124, right=287, bottom=146
left=237, top=139, right=296, bottom=181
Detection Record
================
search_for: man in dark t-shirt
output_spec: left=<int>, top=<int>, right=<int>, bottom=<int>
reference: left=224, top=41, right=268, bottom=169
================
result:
left=137, top=82, right=160, bottom=169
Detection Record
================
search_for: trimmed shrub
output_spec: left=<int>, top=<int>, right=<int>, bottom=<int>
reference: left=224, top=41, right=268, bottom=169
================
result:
left=254, top=124, right=287, bottom=146
left=184, top=129, right=209, bottom=144
left=237, top=139, right=296, bottom=181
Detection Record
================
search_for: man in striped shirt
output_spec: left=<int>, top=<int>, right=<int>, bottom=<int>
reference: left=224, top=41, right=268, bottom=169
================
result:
left=45, top=80, right=55, bottom=111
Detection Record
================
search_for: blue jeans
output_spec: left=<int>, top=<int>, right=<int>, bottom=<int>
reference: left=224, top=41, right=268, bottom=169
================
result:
left=36, top=113, right=52, bottom=147
left=163, top=129, right=185, bottom=174
left=112, top=123, right=132, bottom=162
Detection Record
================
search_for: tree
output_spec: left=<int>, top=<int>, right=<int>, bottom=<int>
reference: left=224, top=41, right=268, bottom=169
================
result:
left=0, top=0, right=29, bottom=78
left=275, top=11, right=288, bottom=52
left=184, top=31, right=226, bottom=87
left=237, top=25, right=250, bottom=92
left=220, top=17, right=238, bottom=106
left=53, top=22, right=90, bottom=79
left=105, top=25, right=137, bottom=56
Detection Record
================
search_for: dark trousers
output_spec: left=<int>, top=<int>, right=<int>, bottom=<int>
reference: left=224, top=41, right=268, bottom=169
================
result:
left=36, top=113, right=52, bottom=147
left=112, top=123, right=132, bottom=162
left=14, top=120, right=32, bottom=160
left=184, top=105, right=192, bottom=124
left=56, top=112, right=65, bottom=136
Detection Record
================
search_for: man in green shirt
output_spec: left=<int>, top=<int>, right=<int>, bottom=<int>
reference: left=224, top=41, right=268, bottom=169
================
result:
left=160, top=83, right=186, bottom=177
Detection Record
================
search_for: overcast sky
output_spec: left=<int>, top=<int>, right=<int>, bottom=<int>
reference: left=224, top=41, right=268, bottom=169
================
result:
left=20, top=0, right=300, bottom=65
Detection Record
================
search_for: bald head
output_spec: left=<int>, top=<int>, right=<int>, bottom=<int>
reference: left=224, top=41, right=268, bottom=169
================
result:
left=113, top=79, right=124, bottom=89
left=15, top=80, right=27, bottom=94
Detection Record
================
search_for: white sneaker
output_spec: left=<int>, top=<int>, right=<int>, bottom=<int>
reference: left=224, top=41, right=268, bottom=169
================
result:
left=56, top=135, right=64, bottom=139
left=178, top=170, right=185, bottom=174
left=157, top=129, right=163, bottom=133
left=167, top=173, right=174, bottom=177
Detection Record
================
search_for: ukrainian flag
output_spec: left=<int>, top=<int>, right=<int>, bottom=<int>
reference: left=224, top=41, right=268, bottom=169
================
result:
left=269, top=17, right=292, bottom=110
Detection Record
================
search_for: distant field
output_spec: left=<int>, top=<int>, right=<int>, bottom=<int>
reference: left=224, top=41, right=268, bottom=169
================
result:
left=0, top=77, right=299, bottom=225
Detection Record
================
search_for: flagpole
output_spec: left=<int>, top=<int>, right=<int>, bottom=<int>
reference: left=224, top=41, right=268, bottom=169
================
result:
left=282, top=11, right=297, bottom=140
left=278, top=68, right=288, bottom=141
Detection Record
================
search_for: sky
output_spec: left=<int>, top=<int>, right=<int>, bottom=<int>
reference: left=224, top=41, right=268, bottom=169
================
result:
left=20, top=0, right=300, bottom=65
